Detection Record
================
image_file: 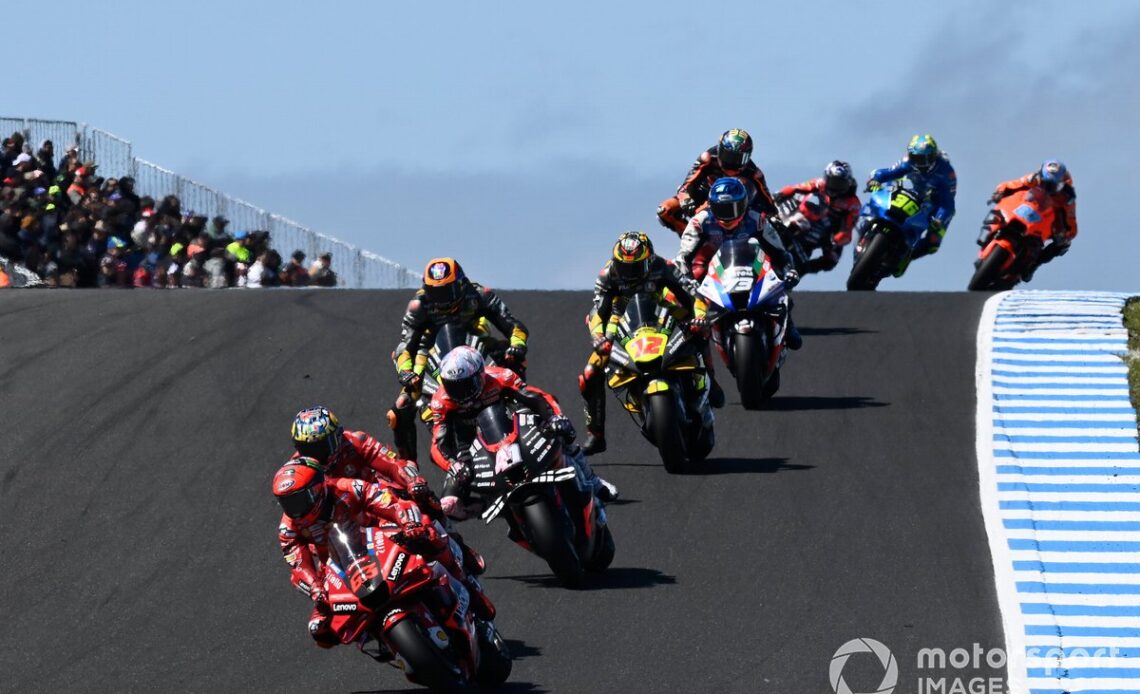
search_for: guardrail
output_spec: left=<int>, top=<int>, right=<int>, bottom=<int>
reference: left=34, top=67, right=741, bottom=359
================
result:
left=2, top=117, right=418, bottom=288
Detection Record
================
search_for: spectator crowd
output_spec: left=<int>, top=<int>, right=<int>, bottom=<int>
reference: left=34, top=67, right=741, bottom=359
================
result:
left=0, top=131, right=339, bottom=288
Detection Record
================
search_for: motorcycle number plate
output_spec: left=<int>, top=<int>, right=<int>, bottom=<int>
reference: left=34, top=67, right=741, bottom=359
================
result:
left=725, top=267, right=754, bottom=292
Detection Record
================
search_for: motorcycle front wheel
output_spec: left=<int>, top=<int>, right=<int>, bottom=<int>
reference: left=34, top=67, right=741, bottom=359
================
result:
left=521, top=496, right=585, bottom=588
left=847, top=232, right=890, bottom=291
left=647, top=391, right=688, bottom=474
left=386, top=619, right=464, bottom=691
left=968, top=245, right=1013, bottom=291
left=733, top=330, right=770, bottom=410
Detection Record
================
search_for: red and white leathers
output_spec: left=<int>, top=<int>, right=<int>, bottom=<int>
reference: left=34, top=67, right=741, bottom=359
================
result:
left=675, top=208, right=793, bottom=281
left=991, top=171, right=1078, bottom=243
left=429, top=366, right=560, bottom=473
left=294, top=430, right=422, bottom=489
left=776, top=178, right=861, bottom=273
left=277, top=478, right=492, bottom=648
left=657, top=147, right=779, bottom=234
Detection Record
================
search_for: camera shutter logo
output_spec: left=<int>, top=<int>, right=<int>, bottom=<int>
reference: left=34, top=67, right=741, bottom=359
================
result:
left=830, top=638, right=898, bottom=694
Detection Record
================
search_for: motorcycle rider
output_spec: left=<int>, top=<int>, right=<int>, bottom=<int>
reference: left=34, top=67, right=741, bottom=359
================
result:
left=272, top=458, right=496, bottom=650
left=430, top=345, right=619, bottom=515
left=291, top=405, right=486, bottom=574
left=855, top=134, right=957, bottom=270
left=984, top=160, right=1077, bottom=282
left=656, top=129, right=779, bottom=234
left=388, top=258, right=530, bottom=461
left=774, top=161, right=861, bottom=274
left=675, top=177, right=802, bottom=348
left=580, top=231, right=713, bottom=454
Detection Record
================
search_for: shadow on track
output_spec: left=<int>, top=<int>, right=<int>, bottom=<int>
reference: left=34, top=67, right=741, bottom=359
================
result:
left=764, top=395, right=887, bottom=411
left=492, top=567, right=676, bottom=590
left=797, top=326, right=877, bottom=336
left=697, top=457, right=813, bottom=475
left=354, top=682, right=548, bottom=694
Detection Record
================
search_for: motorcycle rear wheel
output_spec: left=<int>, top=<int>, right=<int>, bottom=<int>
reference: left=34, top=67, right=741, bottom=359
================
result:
left=521, top=497, right=585, bottom=588
left=847, top=232, right=890, bottom=291
left=647, top=392, right=688, bottom=474
left=386, top=619, right=464, bottom=691
left=968, top=246, right=1013, bottom=291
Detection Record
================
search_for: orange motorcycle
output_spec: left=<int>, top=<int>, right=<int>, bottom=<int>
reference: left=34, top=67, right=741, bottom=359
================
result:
left=968, top=186, right=1056, bottom=291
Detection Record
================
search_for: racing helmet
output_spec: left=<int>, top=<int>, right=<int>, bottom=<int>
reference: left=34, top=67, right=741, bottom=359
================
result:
left=709, top=177, right=748, bottom=228
left=611, top=231, right=654, bottom=283
left=1038, top=160, right=1067, bottom=193
left=906, top=134, right=940, bottom=173
left=439, top=345, right=486, bottom=404
left=716, top=129, right=753, bottom=172
left=422, top=257, right=467, bottom=313
left=823, top=160, right=854, bottom=196
left=291, top=406, right=344, bottom=465
left=272, top=458, right=327, bottom=524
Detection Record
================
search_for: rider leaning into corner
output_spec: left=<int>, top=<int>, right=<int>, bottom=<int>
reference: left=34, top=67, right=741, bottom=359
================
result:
left=429, top=345, right=619, bottom=517
left=656, top=128, right=779, bottom=234
left=272, top=458, right=496, bottom=651
left=854, top=134, right=958, bottom=271
left=388, top=258, right=529, bottom=462
left=983, top=159, right=1077, bottom=282
left=579, top=232, right=713, bottom=453
left=675, top=176, right=802, bottom=346
left=774, top=160, right=861, bottom=274
left=290, top=405, right=486, bottom=575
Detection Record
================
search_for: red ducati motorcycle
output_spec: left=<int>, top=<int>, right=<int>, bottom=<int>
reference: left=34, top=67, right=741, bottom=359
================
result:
left=324, top=520, right=512, bottom=690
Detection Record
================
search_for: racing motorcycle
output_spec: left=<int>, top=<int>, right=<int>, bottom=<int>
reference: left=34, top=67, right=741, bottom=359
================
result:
left=968, top=186, right=1058, bottom=291
left=466, top=401, right=615, bottom=587
left=847, top=178, right=932, bottom=291
left=325, top=519, right=512, bottom=690
left=603, top=291, right=715, bottom=473
left=697, top=235, right=791, bottom=410
left=775, top=191, right=836, bottom=274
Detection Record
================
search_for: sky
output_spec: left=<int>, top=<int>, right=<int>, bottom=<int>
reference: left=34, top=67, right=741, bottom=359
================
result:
left=16, top=0, right=1140, bottom=289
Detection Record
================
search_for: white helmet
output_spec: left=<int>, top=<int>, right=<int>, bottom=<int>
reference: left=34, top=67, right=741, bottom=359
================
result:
left=440, top=346, right=486, bottom=403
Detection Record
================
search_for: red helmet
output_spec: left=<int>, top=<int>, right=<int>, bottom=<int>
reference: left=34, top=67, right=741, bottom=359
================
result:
left=272, top=458, right=327, bottom=525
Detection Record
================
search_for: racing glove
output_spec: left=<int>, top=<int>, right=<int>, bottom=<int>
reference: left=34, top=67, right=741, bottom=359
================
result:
left=591, top=333, right=612, bottom=356
left=780, top=268, right=800, bottom=288
left=679, top=195, right=697, bottom=216
left=505, top=344, right=527, bottom=363
left=864, top=179, right=881, bottom=193
left=543, top=415, right=576, bottom=440
left=448, top=458, right=473, bottom=486
left=397, top=369, right=421, bottom=390
left=988, top=191, right=1003, bottom=204
left=309, top=581, right=328, bottom=604
left=687, top=317, right=711, bottom=336
left=397, top=522, right=441, bottom=555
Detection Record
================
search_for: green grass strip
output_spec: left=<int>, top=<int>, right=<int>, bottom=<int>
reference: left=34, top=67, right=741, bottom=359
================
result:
left=1125, top=298, right=1140, bottom=439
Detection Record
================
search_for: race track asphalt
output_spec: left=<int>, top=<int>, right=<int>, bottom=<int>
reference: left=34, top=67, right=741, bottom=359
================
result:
left=0, top=289, right=1001, bottom=693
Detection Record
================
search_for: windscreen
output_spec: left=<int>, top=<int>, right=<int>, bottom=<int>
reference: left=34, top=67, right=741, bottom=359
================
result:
left=717, top=237, right=759, bottom=270
left=476, top=401, right=515, bottom=446
left=622, top=292, right=663, bottom=332
left=328, top=521, right=367, bottom=570
left=434, top=322, right=468, bottom=357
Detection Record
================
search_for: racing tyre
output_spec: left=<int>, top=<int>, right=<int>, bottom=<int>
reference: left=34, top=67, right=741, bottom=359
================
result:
left=847, top=232, right=889, bottom=291
left=647, top=392, right=688, bottom=474
left=761, top=367, right=781, bottom=400
left=968, top=246, right=1013, bottom=291
left=586, top=523, right=616, bottom=573
left=475, top=623, right=513, bottom=686
left=734, top=331, right=769, bottom=410
left=521, top=497, right=585, bottom=587
left=386, top=619, right=464, bottom=691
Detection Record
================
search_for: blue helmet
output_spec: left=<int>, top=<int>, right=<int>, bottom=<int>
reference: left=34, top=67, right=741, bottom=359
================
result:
left=906, top=134, right=940, bottom=173
left=709, top=177, right=748, bottom=225
left=1039, top=160, right=1067, bottom=193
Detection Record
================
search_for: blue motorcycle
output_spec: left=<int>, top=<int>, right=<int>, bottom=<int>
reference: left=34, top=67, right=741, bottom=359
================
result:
left=846, top=178, right=932, bottom=290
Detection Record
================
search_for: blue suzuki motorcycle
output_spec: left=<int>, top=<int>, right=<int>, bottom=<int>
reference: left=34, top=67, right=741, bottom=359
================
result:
left=846, top=178, right=932, bottom=290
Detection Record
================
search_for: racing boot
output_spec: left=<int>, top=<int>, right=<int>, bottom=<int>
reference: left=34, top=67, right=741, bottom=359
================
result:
left=579, top=360, right=608, bottom=455
left=785, top=316, right=803, bottom=351
left=449, top=532, right=486, bottom=576
left=463, top=575, right=496, bottom=621
left=570, top=445, right=619, bottom=502
left=387, top=392, right=419, bottom=461
left=701, top=343, right=726, bottom=408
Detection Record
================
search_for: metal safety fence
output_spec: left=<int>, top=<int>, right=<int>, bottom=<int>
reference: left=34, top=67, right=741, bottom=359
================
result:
left=1, top=117, right=417, bottom=288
